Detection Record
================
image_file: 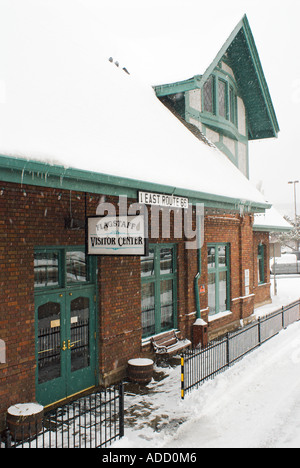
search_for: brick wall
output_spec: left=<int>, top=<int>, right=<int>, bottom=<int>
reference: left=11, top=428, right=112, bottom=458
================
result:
left=0, top=181, right=272, bottom=426
left=0, top=182, right=91, bottom=426
left=198, top=213, right=244, bottom=335
left=194, top=213, right=270, bottom=338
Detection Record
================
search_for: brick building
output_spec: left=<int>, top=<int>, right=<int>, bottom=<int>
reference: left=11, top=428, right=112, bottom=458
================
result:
left=0, top=7, right=290, bottom=426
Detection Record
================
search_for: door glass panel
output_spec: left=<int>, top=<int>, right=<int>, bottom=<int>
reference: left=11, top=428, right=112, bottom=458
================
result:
left=141, top=249, right=155, bottom=277
left=160, top=279, right=173, bottom=331
left=207, top=247, right=216, bottom=269
left=70, top=297, right=90, bottom=372
left=160, top=248, right=173, bottom=275
left=219, top=271, right=227, bottom=312
left=38, top=302, right=61, bottom=384
left=208, top=272, right=216, bottom=315
left=34, top=252, right=59, bottom=288
left=141, top=282, right=155, bottom=337
left=66, top=251, right=87, bottom=283
left=218, top=245, right=226, bottom=265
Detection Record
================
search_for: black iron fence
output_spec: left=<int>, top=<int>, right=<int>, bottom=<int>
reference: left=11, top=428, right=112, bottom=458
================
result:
left=181, top=300, right=300, bottom=399
left=1, top=383, right=124, bottom=448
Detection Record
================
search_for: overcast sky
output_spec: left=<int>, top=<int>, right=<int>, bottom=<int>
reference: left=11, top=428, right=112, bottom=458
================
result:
left=79, top=0, right=300, bottom=216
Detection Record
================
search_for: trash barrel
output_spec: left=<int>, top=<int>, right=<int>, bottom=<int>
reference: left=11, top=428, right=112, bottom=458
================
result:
left=127, top=358, right=154, bottom=385
left=7, top=403, right=44, bottom=441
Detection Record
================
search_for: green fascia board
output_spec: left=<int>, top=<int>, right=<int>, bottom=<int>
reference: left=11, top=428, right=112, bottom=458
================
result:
left=154, top=76, right=202, bottom=97
left=0, top=154, right=270, bottom=213
left=241, top=16, right=279, bottom=136
left=253, top=225, right=292, bottom=233
left=154, top=15, right=279, bottom=140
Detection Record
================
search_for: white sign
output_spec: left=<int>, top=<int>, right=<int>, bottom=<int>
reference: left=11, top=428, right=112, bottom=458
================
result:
left=138, top=191, right=189, bottom=209
left=245, top=269, right=250, bottom=287
left=245, top=269, right=250, bottom=296
left=0, top=339, right=6, bottom=364
left=87, top=215, right=147, bottom=256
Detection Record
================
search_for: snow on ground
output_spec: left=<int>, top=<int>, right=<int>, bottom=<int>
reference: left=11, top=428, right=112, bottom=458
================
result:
left=254, top=275, right=300, bottom=318
left=112, top=275, right=300, bottom=449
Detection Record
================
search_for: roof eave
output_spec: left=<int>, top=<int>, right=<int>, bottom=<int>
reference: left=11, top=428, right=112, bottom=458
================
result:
left=253, top=225, right=292, bottom=233
left=0, top=154, right=270, bottom=213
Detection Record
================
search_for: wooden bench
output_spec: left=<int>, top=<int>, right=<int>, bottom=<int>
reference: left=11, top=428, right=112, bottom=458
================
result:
left=151, top=330, right=191, bottom=356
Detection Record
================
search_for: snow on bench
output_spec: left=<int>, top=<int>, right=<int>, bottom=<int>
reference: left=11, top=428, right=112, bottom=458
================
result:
left=151, top=330, right=191, bottom=356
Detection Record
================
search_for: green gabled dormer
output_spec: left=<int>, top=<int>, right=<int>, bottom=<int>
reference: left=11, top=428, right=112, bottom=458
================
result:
left=154, top=15, right=279, bottom=180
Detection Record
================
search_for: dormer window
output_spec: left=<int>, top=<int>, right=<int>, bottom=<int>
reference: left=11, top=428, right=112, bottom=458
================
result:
left=203, top=76, right=214, bottom=114
left=202, top=73, right=237, bottom=127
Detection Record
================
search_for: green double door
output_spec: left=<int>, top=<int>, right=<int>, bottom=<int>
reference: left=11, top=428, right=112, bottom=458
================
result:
left=35, top=287, right=97, bottom=407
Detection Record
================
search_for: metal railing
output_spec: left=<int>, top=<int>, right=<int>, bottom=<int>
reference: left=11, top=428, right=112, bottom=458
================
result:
left=1, top=383, right=124, bottom=448
left=181, top=300, right=300, bottom=399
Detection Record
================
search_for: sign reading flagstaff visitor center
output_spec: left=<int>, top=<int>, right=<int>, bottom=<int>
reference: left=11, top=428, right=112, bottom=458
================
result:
left=87, top=215, right=147, bottom=256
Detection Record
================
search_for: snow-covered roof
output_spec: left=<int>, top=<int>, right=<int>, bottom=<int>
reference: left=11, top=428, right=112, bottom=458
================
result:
left=253, top=207, right=292, bottom=232
left=0, top=0, right=270, bottom=210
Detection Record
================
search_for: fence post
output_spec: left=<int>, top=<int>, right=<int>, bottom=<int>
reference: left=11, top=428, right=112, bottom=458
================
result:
left=226, top=333, right=230, bottom=367
left=258, top=317, right=261, bottom=345
left=4, top=429, right=12, bottom=448
left=282, top=306, right=285, bottom=329
left=181, top=355, right=185, bottom=400
left=119, top=382, right=124, bottom=439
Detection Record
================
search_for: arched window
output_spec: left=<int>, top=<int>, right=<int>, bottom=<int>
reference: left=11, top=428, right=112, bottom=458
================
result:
left=258, top=244, right=265, bottom=284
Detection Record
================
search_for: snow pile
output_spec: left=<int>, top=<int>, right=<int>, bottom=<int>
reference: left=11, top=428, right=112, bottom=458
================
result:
left=254, top=206, right=292, bottom=231
left=254, top=276, right=300, bottom=318
left=275, top=254, right=297, bottom=264
left=0, top=0, right=268, bottom=208
left=7, top=403, right=44, bottom=417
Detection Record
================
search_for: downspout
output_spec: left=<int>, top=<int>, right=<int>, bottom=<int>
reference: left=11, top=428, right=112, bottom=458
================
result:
left=194, top=213, right=202, bottom=319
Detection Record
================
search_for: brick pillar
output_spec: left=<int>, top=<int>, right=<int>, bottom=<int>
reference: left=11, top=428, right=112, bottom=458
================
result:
left=239, top=214, right=254, bottom=320
left=192, top=319, right=208, bottom=348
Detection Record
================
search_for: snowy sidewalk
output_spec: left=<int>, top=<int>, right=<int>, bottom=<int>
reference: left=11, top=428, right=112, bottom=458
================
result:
left=164, top=321, right=300, bottom=448
left=112, top=276, right=300, bottom=449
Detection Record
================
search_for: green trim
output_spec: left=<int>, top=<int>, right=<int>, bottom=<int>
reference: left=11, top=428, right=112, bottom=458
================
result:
left=258, top=244, right=265, bottom=284
left=253, top=225, right=292, bottom=233
left=35, top=286, right=97, bottom=406
left=0, top=154, right=271, bottom=212
left=199, top=67, right=246, bottom=140
left=194, top=215, right=202, bottom=320
left=141, top=243, right=177, bottom=338
left=34, top=246, right=98, bottom=406
left=155, top=76, right=202, bottom=97
left=207, top=243, right=231, bottom=315
left=34, top=245, right=96, bottom=293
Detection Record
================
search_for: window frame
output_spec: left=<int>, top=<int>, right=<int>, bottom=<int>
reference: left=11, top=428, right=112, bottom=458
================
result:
left=218, top=78, right=227, bottom=119
left=141, top=243, right=177, bottom=339
left=257, top=244, right=265, bottom=285
left=203, top=75, right=215, bottom=115
left=207, top=243, right=231, bottom=316
left=34, top=246, right=96, bottom=293
left=201, top=70, right=238, bottom=129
